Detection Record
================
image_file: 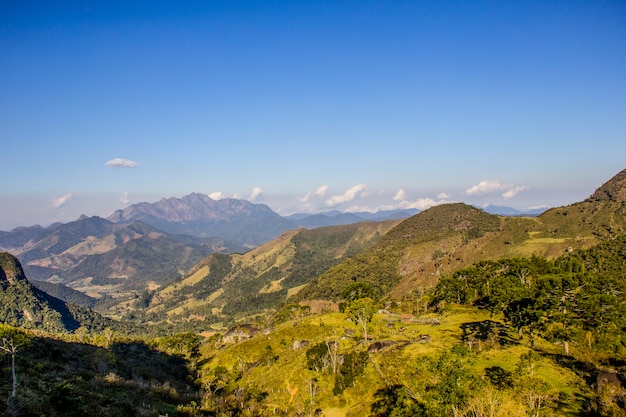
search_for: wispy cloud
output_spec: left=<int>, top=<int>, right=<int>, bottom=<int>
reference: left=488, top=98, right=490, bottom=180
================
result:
left=437, top=192, right=451, bottom=199
left=502, top=186, right=529, bottom=200
left=105, top=158, right=139, bottom=168
left=249, top=187, right=263, bottom=201
left=50, top=193, right=74, bottom=208
left=326, top=184, right=368, bottom=207
left=119, top=192, right=130, bottom=204
left=465, top=180, right=502, bottom=196
left=465, top=179, right=529, bottom=201
left=393, top=189, right=406, bottom=201
left=209, top=191, right=224, bottom=200
left=299, top=185, right=329, bottom=203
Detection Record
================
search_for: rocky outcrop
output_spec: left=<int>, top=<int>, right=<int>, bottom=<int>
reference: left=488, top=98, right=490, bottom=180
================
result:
left=222, top=324, right=260, bottom=344
left=586, top=169, right=626, bottom=203
left=0, top=252, right=28, bottom=287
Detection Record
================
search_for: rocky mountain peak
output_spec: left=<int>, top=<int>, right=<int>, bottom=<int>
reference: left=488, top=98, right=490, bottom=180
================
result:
left=586, top=169, right=626, bottom=203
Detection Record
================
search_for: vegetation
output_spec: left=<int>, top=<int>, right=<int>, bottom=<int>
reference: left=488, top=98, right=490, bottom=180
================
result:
left=0, top=170, right=624, bottom=415
left=0, top=327, right=200, bottom=416
left=132, top=221, right=399, bottom=330
left=295, top=203, right=503, bottom=301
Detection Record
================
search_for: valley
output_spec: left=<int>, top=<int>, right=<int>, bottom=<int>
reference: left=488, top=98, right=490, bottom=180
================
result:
left=0, top=169, right=625, bottom=416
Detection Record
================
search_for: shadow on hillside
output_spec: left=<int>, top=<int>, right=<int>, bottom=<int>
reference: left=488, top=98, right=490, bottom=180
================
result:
left=1, top=335, right=198, bottom=417
left=33, top=287, right=81, bottom=331
left=537, top=350, right=599, bottom=387
left=460, top=320, right=517, bottom=346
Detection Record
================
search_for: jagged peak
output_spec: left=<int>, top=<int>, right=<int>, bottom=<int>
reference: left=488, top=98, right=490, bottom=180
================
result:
left=586, top=169, right=626, bottom=203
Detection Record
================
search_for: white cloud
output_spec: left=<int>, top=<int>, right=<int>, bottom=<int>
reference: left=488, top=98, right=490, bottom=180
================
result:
left=404, top=197, right=451, bottom=211
left=50, top=193, right=74, bottom=208
left=325, top=184, right=368, bottom=207
left=465, top=180, right=502, bottom=196
left=298, top=185, right=329, bottom=203
left=393, top=189, right=406, bottom=201
left=408, top=198, right=440, bottom=210
left=209, top=191, right=224, bottom=200
left=528, top=204, right=550, bottom=210
left=249, top=187, right=263, bottom=201
left=502, top=186, right=529, bottom=200
left=105, top=158, right=139, bottom=168
left=119, top=192, right=130, bottom=204
left=315, top=185, right=328, bottom=198
left=389, top=187, right=452, bottom=212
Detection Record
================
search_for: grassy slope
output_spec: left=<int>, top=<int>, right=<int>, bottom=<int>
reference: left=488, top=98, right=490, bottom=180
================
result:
left=135, top=221, right=401, bottom=327
left=199, top=305, right=592, bottom=416
left=297, top=197, right=626, bottom=305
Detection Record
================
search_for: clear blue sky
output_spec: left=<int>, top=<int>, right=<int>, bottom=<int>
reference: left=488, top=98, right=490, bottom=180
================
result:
left=1, top=0, right=625, bottom=230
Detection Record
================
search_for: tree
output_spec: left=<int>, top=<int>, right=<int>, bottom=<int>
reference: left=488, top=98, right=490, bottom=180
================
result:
left=74, top=326, right=88, bottom=343
left=345, top=298, right=377, bottom=342
left=102, top=327, right=115, bottom=347
left=514, top=351, right=557, bottom=417
left=0, top=325, right=31, bottom=399
left=159, top=333, right=202, bottom=361
left=504, top=297, right=541, bottom=341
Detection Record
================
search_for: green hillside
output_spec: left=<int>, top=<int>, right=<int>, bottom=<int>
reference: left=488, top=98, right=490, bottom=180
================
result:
left=193, top=234, right=626, bottom=416
left=295, top=176, right=626, bottom=309
left=109, top=169, right=626, bottom=335
left=0, top=326, right=199, bottom=416
left=0, top=252, right=131, bottom=334
left=124, top=220, right=401, bottom=331
left=0, top=169, right=624, bottom=416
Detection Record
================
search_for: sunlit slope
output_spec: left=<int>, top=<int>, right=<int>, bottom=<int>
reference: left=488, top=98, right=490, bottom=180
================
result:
left=197, top=305, right=590, bottom=416
left=142, top=220, right=401, bottom=323
left=296, top=169, right=626, bottom=303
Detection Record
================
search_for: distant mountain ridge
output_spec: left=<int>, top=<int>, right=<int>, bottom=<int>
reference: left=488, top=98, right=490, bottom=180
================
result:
left=105, top=193, right=424, bottom=246
left=0, top=195, right=421, bottom=308
left=108, top=193, right=294, bottom=247
left=133, top=168, right=626, bottom=326
left=481, top=205, right=547, bottom=217
left=286, top=209, right=420, bottom=228
left=0, top=216, right=218, bottom=301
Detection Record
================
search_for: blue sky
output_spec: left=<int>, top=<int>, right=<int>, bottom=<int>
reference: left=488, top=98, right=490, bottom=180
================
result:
left=1, top=0, right=625, bottom=230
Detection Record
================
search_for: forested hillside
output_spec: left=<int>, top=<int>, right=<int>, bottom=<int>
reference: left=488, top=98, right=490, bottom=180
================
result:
left=124, top=220, right=401, bottom=331
left=0, top=169, right=624, bottom=416
left=191, top=235, right=626, bottom=416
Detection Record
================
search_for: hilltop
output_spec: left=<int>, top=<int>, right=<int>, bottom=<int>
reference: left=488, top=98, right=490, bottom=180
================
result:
left=0, top=252, right=123, bottom=333
left=0, top=169, right=624, bottom=416
left=125, top=220, right=401, bottom=328
left=114, top=169, right=626, bottom=330
left=0, top=216, right=218, bottom=303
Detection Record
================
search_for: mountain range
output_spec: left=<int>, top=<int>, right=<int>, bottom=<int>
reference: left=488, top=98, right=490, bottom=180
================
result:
left=129, top=168, right=625, bottom=328
left=0, top=196, right=420, bottom=304
left=0, top=217, right=217, bottom=301
left=0, top=169, right=624, bottom=416
left=0, top=169, right=620, bottom=328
